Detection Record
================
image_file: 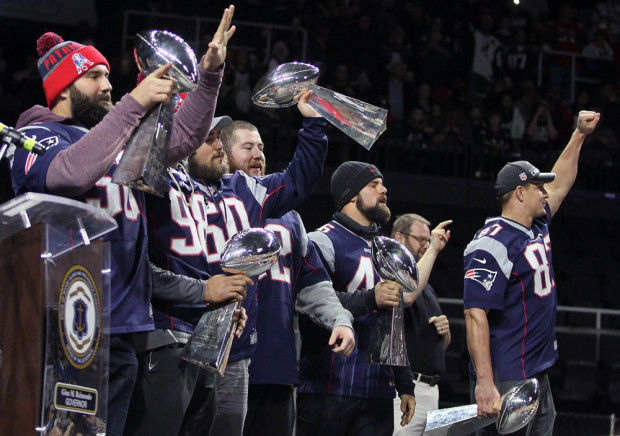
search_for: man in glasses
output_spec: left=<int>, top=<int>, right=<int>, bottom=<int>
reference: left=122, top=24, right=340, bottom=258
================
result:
left=391, top=213, right=452, bottom=435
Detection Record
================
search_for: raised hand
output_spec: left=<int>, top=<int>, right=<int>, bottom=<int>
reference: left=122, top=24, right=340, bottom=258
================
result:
left=202, top=5, right=237, bottom=72
left=430, top=219, right=452, bottom=252
left=130, top=62, right=176, bottom=109
left=328, top=326, right=355, bottom=356
left=295, top=88, right=321, bottom=118
left=576, top=110, right=600, bottom=135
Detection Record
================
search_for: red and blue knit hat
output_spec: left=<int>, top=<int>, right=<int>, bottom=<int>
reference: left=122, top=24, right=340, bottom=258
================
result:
left=36, top=32, right=110, bottom=107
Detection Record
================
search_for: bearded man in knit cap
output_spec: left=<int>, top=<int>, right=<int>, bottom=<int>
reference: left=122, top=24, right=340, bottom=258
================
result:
left=8, top=7, right=236, bottom=436
left=296, top=161, right=450, bottom=436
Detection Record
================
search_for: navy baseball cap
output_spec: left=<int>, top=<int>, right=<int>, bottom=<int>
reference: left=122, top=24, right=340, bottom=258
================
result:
left=495, top=161, right=555, bottom=196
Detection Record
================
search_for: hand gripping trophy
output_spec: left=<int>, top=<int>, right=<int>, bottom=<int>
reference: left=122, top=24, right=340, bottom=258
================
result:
left=180, top=228, right=281, bottom=375
left=252, top=62, right=387, bottom=149
left=424, top=378, right=540, bottom=435
left=113, top=30, right=199, bottom=196
left=369, top=236, right=419, bottom=366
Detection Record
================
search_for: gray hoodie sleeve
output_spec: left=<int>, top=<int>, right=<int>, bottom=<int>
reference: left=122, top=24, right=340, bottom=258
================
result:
left=296, top=280, right=353, bottom=330
left=150, top=262, right=206, bottom=305
left=294, top=217, right=353, bottom=330
left=45, top=62, right=223, bottom=196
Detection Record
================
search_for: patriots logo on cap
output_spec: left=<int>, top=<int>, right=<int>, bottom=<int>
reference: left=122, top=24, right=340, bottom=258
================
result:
left=72, top=52, right=94, bottom=74
left=465, top=268, right=497, bottom=291
left=519, top=172, right=527, bottom=181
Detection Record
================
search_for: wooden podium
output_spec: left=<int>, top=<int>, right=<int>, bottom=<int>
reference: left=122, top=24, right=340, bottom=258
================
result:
left=0, top=193, right=116, bottom=435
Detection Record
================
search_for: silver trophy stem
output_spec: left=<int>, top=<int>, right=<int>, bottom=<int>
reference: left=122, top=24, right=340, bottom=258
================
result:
left=369, top=298, right=407, bottom=366
left=179, top=301, right=239, bottom=376
left=179, top=228, right=281, bottom=375
left=112, top=101, right=172, bottom=196
left=307, top=84, right=387, bottom=150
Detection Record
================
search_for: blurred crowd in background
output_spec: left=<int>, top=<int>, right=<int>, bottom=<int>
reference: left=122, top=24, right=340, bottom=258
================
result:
left=1, top=0, right=619, bottom=190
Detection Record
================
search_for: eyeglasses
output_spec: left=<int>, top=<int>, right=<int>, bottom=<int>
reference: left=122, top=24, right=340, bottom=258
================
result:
left=401, top=232, right=431, bottom=245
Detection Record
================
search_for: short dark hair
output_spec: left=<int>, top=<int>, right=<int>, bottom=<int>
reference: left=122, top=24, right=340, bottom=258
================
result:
left=220, top=120, right=259, bottom=154
left=391, top=213, right=431, bottom=238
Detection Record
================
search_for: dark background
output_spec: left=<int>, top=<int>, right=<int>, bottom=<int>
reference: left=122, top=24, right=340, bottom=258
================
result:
left=1, top=0, right=619, bottom=430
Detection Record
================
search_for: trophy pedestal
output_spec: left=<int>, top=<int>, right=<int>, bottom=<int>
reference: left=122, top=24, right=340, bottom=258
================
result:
left=179, top=301, right=238, bottom=376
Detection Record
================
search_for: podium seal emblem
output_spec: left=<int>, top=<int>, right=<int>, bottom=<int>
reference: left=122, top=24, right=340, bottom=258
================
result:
left=58, top=265, right=102, bottom=369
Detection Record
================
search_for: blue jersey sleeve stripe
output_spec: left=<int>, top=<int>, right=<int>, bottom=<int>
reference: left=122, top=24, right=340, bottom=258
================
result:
left=464, top=236, right=513, bottom=279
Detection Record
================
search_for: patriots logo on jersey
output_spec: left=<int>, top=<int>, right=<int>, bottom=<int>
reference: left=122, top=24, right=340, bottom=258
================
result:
left=465, top=268, right=497, bottom=291
left=39, top=136, right=59, bottom=149
left=72, top=52, right=94, bottom=74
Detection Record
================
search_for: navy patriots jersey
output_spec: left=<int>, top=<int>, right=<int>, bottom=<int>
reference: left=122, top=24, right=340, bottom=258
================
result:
left=250, top=211, right=332, bottom=386
left=145, top=117, right=328, bottom=362
left=299, top=220, right=395, bottom=399
left=463, top=204, right=558, bottom=381
left=10, top=122, right=153, bottom=334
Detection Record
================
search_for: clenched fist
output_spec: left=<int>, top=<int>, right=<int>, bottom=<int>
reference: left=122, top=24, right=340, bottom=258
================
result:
left=576, top=110, right=600, bottom=135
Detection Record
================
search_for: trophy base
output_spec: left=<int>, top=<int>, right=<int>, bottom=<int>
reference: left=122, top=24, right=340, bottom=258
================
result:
left=178, top=301, right=238, bottom=376
left=368, top=306, right=408, bottom=366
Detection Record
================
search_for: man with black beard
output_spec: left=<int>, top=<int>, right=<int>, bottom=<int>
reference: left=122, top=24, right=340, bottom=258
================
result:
left=297, top=161, right=450, bottom=436
left=8, top=8, right=236, bottom=435
left=67, top=82, right=113, bottom=128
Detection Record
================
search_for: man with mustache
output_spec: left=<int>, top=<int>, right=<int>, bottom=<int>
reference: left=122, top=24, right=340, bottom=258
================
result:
left=8, top=7, right=235, bottom=435
left=145, top=89, right=330, bottom=436
left=464, top=111, right=600, bottom=435
left=125, top=115, right=252, bottom=436
left=297, top=161, right=450, bottom=436
left=391, top=213, right=452, bottom=435
left=219, top=121, right=356, bottom=436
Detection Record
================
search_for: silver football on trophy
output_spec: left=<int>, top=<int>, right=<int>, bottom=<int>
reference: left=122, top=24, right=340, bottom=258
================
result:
left=220, top=228, right=281, bottom=277
left=134, top=30, right=200, bottom=93
left=496, top=377, right=540, bottom=434
left=424, top=378, right=540, bottom=435
left=252, top=62, right=319, bottom=108
left=371, top=236, right=418, bottom=293
left=113, top=29, right=200, bottom=196
left=251, top=61, right=388, bottom=149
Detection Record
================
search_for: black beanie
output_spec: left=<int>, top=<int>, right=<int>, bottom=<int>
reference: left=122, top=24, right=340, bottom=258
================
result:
left=331, top=161, right=383, bottom=211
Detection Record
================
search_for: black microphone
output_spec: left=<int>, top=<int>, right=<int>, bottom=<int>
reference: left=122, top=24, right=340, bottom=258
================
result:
left=0, top=123, right=46, bottom=155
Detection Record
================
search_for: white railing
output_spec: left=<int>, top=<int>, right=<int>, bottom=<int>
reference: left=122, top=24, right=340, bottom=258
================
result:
left=537, top=49, right=614, bottom=103
left=122, top=10, right=308, bottom=62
